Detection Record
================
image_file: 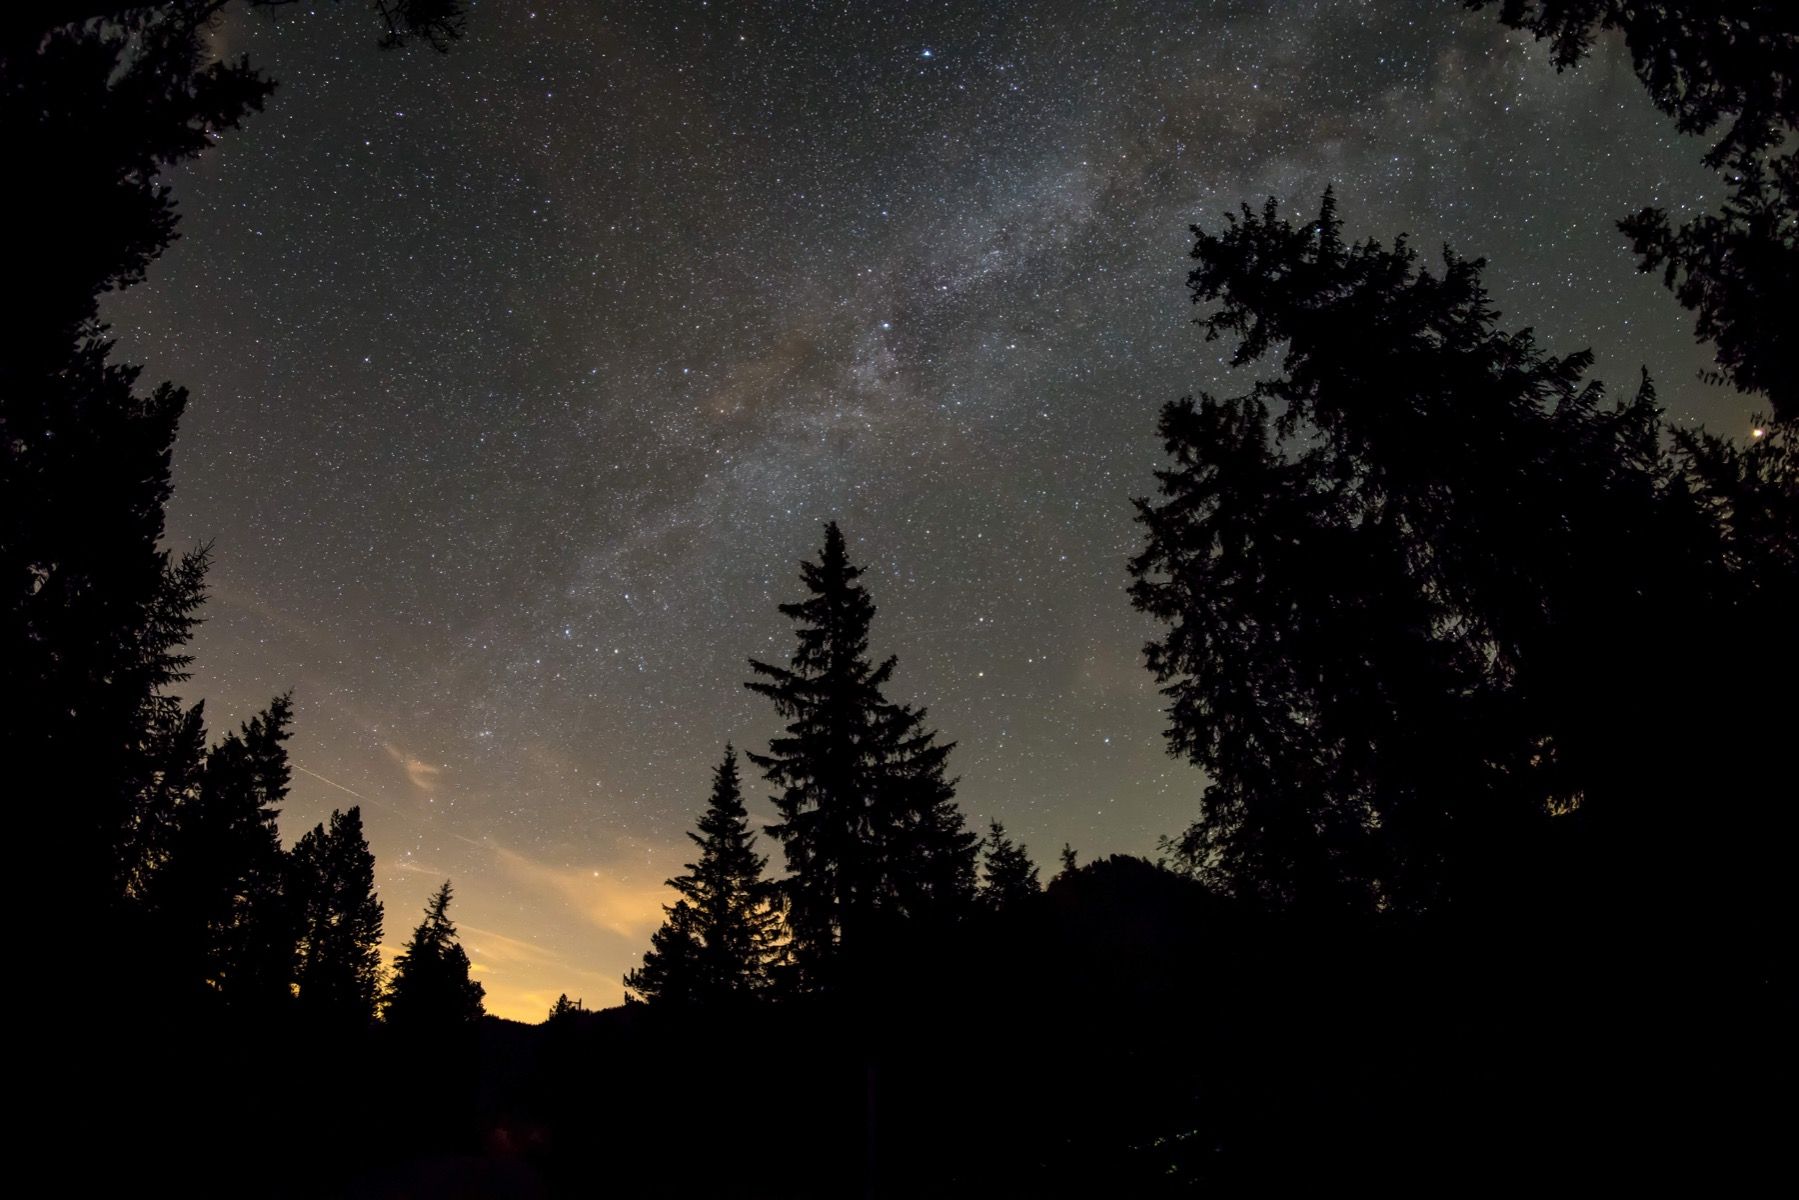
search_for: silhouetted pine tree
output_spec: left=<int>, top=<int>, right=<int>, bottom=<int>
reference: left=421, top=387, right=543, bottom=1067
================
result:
left=2, top=10, right=272, bottom=945
left=1131, top=192, right=1722, bottom=914
left=546, top=993, right=587, bottom=1022
left=291, top=806, right=384, bottom=1026
left=876, top=700, right=978, bottom=921
left=120, top=698, right=208, bottom=904
left=146, top=693, right=297, bottom=1009
left=627, top=746, right=782, bottom=1004
left=746, top=523, right=977, bottom=986
left=1, top=338, right=215, bottom=919
left=624, top=900, right=706, bottom=1005
left=1058, top=844, right=1079, bottom=878
left=2, top=4, right=465, bottom=967
left=980, top=820, right=1042, bottom=910
left=2, top=3, right=460, bottom=1173
left=385, top=880, right=484, bottom=1031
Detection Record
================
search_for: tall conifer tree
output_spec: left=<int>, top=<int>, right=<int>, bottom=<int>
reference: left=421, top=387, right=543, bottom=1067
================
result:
left=746, top=523, right=977, bottom=986
left=291, top=805, right=384, bottom=1026
left=120, top=698, right=208, bottom=905
left=3, top=9, right=272, bottom=948
left=385, top=880, right=484, bottom=1031
left=979, top=820, right=1042, bottom=911
left=148, top=693, right=296, bottom=1009
left=3, top=4, right=465, bottom=968
left=627, top=746, right=781, bottom=1004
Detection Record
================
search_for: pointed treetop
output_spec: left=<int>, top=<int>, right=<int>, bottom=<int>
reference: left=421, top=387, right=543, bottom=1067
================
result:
left=750, top=520, right=888, bottom=701
left=547, top=993, right=587, bottom=1022
left=1316, top=183, right=1341, bottom=255
left=626, top=743, right=781, bottom=1004
left=743, top=521, right=977, bottom=984
left=426, top=879, right=455, bottom=925
left=386, top=877, right=485, bottom=1028
left=980, top=819, right=1042, bottom=909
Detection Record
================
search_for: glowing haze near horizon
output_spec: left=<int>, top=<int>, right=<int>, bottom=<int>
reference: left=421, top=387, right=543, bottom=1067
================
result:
left=108, top=0, right=1748, bottom=1020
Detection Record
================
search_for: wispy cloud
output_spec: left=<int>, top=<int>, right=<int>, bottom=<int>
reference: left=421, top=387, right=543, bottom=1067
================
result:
left=460, top=924, right=567, bottom=969
left=384, top=743, right=443, bottom=792
left=492, top=845, right=671, bottom=940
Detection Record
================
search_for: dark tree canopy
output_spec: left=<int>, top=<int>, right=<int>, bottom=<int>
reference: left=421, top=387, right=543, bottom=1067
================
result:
left=979, top=820, right=1042, bottom=911
left=1, top=0, right=453, bottom=956
left=146, top=694, right=297, bottom=1007
left=2, top=322, right=218, bottom=923
left=625, top=745, right=782, bottom=1005
left=1130, top=191, right=1758, bottom=914
left=4, top=1, right=210, bottom=926
left=1667, top=418, right=1798, bottom=793
left=385, top=880, right=485, bottom=1031
left=1470, top=2, right=1796, bottom=160
left=120, top=698, right=210, bottom=905
left=4, top=0, right=446, bottom=1180
left=747, top=523, right=977, bottom=986
left=1469, top=1, right=1799, bottom=420
left=1617, top=150, right=1798, bottom=418
left=3, top=7, right=271, bottom=359
left=291, top=805, right=385, bottom=1026
left=626, top=901, right=706, bottom=1007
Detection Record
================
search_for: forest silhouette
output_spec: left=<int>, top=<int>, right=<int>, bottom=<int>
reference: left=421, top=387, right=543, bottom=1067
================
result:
left=3, top=2, right=1791, bottom=1195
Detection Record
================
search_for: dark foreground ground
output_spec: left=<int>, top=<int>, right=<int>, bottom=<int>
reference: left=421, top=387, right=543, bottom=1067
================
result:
left=59, top=856, right=1782, bottom=1196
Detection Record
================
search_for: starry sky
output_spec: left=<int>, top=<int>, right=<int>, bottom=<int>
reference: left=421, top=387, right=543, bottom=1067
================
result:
left=108, top=0, right=1748, bottom=1021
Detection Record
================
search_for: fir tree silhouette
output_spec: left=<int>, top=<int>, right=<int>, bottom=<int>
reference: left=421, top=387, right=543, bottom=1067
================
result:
left=979, top=820, right=1042, bottom=910
left=2, top=0, right=464, bottom=999
left=626, top=900, right=707, bottom=1007
left=147, top=693, right=297, bottom=1009
left=5, top=3, right=464, bottom=1184
left=120, top=698, right=209, bottom=906
left=5, top=14, right=267, bottom=924
left=746, top=523, right=977, bottom=988
left=627, top=745, right=782, bottom=1004
left=546, top=993, right=587, bottom=1022
left=385, top=880, right=485, bottom=1031
left=291, top=806, right=385, bottom=1027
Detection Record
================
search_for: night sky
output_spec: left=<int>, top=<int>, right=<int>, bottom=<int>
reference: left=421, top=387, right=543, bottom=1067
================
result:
left=108, top=0, right=1747, bottom=1020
